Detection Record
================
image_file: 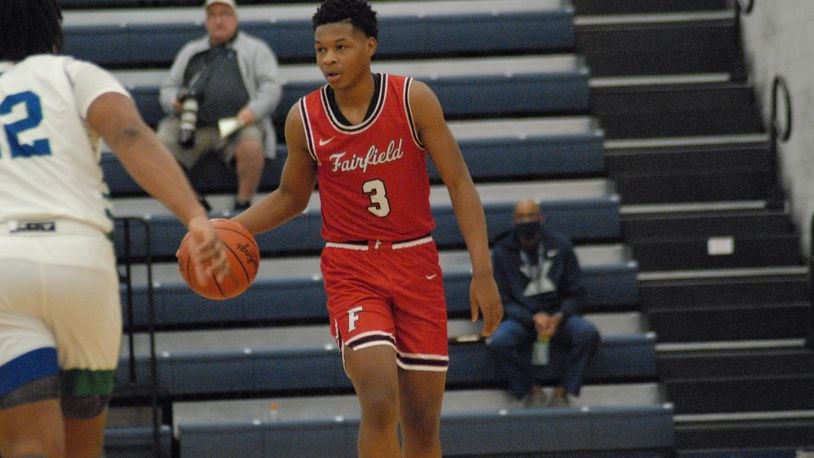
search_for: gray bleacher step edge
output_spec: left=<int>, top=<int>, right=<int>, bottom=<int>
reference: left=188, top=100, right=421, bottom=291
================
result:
left=120, top=244, right=631, bottom=284
left=112, top=179, right=617, bottom=217
left=591, top=73, right=730, bottom=88
left=63, top=0, right=562, bottom=26
left=121, top=313, right=647, bottom=356
left=604, top=133, right=769, bottom=151
left=638, top=266, right=807, bottom=282
left=674, top=409, right=814, bottom=424
left=115, top=54, right=587, bottom=88
left=170, top=383, right=667, bottom=431
left=656, top=338, right=807, bottom=353
left=620, top=200, right=768, bottom=216
left=574, top=10, right=733, bottom=26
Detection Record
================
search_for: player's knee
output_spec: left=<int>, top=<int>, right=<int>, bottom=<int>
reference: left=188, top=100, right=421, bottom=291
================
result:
left=61, top=395, right=110, bottom=419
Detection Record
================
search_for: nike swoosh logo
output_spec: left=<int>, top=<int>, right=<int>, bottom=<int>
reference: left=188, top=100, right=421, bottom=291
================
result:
left=425, top=274, right=438, bottom=280
left=319, top=136, right=336, bottom=146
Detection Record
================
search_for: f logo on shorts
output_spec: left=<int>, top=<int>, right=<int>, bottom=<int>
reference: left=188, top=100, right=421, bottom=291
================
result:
left=348, top=306, right=363, bottom=332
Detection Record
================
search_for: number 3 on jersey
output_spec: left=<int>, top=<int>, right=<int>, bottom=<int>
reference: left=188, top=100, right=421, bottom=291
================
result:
left=363, top=179, right=391, bottom=217
left=0, top=91, right=52, bottom=158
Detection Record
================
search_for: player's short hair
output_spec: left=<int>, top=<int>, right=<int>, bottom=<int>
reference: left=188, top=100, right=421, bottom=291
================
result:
left=312, top=0, right=378, bottom=39
left=0, top=0, right=64, bottom=61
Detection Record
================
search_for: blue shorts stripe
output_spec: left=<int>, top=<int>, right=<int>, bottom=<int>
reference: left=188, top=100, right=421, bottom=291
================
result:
left=0, top=347, right=59, bottom=398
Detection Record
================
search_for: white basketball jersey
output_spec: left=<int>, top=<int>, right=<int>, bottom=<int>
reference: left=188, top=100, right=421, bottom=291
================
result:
left=0, top=55, right=130, bottom=233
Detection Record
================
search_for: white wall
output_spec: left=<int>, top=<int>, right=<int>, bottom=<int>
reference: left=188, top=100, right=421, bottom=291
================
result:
left=740, top=1, right=814, bottom=254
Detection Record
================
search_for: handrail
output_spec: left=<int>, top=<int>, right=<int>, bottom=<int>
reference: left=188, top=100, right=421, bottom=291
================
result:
left=116, top=216, right=161, bottom=457
left=766, top=75, right=792, bottom=210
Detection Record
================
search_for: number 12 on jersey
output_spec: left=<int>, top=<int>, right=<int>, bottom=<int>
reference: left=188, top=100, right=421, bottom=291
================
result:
left=0, top=91, right=53, bottom=158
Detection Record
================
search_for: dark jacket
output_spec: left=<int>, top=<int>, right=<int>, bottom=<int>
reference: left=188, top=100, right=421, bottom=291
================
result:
left=491, top=226, right=586, bottom=328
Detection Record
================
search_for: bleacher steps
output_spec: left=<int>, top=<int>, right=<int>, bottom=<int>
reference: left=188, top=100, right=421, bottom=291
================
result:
left=674, top=411, right=814, bottom=454
left=591, top=78, right=763, bottom=139
left=170, top=384, right=672, bottom=457
left=575, top=11, right=742, bottom=77
left=657, top=343, right=814, bottom=414
left=605, top=135, right=775, bottom=204
left=572, top=0, right=729, bottom=16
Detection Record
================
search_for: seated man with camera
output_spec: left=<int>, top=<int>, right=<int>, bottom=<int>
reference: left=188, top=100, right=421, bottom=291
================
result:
left=157, top=0, right=282, bottom=212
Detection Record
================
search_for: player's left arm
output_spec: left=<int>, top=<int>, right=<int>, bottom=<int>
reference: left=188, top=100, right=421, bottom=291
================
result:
left=409, top=80, right=503, bottom=335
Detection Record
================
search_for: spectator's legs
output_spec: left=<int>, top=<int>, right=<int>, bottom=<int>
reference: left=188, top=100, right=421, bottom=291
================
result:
left=487, top=319, right=537, bottom=399
left=234, top=137, right=264, bottom=206
left=551, top=315, right=600, bottom=396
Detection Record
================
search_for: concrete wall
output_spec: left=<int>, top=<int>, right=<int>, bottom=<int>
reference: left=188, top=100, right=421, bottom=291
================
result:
left=740, top=1, right=814, bottom=254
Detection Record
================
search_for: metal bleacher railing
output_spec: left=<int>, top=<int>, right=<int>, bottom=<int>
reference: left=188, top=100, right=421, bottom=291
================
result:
left=115, top=216, right=162, bottom=457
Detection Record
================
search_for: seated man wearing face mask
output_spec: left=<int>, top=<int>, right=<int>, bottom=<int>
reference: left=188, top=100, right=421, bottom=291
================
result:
left=487, top=199, right=600, bottom=407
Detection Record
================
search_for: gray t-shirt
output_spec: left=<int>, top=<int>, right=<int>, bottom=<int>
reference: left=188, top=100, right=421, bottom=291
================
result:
left=183, top=44, right=249, bottom=127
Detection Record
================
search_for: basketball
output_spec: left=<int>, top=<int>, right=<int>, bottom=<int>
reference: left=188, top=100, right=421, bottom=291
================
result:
left=177, top=218, right=260, bottom=300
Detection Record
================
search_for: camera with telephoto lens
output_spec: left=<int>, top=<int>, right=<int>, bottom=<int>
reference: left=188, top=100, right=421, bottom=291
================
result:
left=177, top=87, right=199, bottom=148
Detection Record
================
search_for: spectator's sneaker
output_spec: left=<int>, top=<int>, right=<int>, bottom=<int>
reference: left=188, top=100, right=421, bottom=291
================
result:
left=523, top=387, right=547, bottom=408
left=233, top=200, right=251, bottom=212
left=546, top=393, right=570, bottom=408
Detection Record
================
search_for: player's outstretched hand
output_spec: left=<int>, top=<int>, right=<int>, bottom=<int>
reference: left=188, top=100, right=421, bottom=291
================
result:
left=469, top=272, right=503, bottom=336
left=183, top=215, right=230, bottom=285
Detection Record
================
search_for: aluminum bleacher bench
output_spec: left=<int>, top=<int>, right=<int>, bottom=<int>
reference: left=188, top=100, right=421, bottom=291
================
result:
left=121, top=262, right=638, bottom=330
left=102, top=115, right=603, bottom=197
left=119, top=54, right=590, bottom=129
left=112, top=193, right=621, bottom=261
left=61, top=1, right=575, bottom=67
left=175, top=403, right=673, bottom=457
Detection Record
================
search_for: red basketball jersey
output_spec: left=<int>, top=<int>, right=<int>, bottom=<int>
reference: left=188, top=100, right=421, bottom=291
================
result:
left=298, top=74, right=435, bottom=242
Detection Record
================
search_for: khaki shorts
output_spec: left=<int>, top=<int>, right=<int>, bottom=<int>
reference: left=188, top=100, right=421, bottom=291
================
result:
left=156, top=116, right=264, bottom=170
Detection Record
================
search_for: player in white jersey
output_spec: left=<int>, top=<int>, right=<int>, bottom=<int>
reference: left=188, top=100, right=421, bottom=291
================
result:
left=0, top=1, right=230, bottom=456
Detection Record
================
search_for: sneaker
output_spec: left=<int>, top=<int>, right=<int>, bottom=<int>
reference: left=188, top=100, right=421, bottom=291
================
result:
left=546, top=393, right=570, bottom=408
left=522, top=385, right=547, bottom=408
left=233, top=200, right=251, bottom=212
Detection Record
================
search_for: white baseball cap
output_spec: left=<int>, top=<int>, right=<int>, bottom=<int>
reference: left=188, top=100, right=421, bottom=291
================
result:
left=205, top=0, right=237, bottom=10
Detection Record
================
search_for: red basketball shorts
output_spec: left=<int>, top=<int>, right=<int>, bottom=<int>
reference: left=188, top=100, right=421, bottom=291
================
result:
left=321, top=236, right=448, bottom=372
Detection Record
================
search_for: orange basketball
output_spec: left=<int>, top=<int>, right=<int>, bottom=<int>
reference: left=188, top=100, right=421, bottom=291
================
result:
left=177, top=218, right=260, bottom=300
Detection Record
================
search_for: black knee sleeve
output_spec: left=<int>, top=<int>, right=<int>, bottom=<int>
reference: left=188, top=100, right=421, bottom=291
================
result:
left=61, top=394, right=111, bottom=419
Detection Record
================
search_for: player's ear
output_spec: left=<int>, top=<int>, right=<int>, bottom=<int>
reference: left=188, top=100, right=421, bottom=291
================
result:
left=366, top=36, right=377, bottom=58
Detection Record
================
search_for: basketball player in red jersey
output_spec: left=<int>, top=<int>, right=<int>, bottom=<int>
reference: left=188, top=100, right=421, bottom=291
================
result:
left=232, top=0, right=503, bottom=456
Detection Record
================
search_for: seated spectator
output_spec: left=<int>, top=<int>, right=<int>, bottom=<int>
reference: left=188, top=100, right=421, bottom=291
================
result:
left=488, top=199, right=600, bottom=407
left=156, top=0, right=283, bottom=211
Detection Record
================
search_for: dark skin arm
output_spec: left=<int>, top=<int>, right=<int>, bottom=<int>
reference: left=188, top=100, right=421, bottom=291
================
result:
left=409, top=80, right=503, bottom=336
left=87, top=92, right=229, bottom=285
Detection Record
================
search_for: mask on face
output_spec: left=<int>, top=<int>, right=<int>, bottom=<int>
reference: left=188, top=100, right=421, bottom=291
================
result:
left=514, top=221, right=541, bottom=242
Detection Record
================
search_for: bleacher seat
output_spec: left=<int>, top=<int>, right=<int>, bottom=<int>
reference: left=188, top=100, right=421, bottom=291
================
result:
left=115, top=315, right=656, bottom=397
left=176, top=403, right=674, bottom=457
left=116, top=53, right=590, bottom=129
left=62, top=1, right=575, bottom=67
left=112, top=191, right=621, bottom=262
left=102, top=115, right=604, bottom=197
left=121, top=262, right=638, bottom=330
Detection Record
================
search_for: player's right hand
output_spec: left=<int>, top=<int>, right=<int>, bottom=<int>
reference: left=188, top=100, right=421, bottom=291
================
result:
left=184, top=215, right=230, bottom=285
